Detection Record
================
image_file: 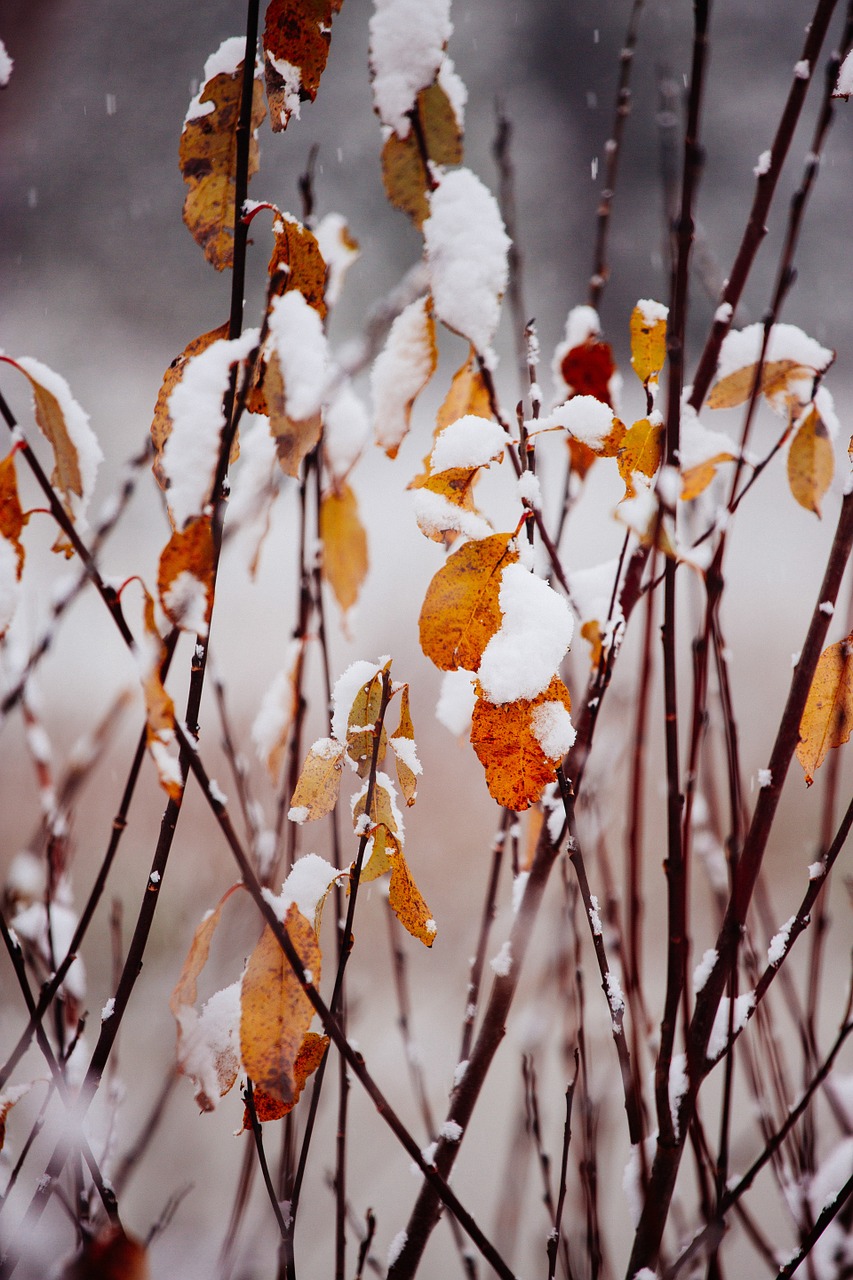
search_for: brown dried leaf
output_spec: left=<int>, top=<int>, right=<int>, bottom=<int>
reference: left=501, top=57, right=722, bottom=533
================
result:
left=289, top=737, right=347, bottom=823
left=268, top=214, right=328, bottom=318
left=151, top=324, right=230, bottom=491
left=471, top=676, right=573, bottom=811
left=436, top=349, right=492, bottom=432
left=319, top=482, right=368, bottom=614
left=418, top=532, right=518, bottom=672
left=240, top=906, right=321, bottom=1105
left=346, top=662, right=391, bottom=777
left=389, top=848, right=436, bottom=947
left=241, top=1033, right=329, bottom=1127
left=266, top=350, right=323, bottom=477
left=390, top=684, right=420, bottom=805
left=157, top=515, right=215, bottom=635
left=629, top=303, right=667, bottom=385
left=263, top=0, right=343, bottom=131
left=787, top=405, right=834, bottom=517
left=381, top=80, right=463, bottom=227
left=180, top=64, right=266, bottom=269
left=797, top=634, right=853, bottom=785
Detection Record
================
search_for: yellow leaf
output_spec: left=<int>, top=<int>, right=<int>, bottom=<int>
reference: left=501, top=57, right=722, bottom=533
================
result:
left=381, top=80, right=464, bottom=227
left=389, top=848, right=436, bottom=947
left=707, top=359, right=809, bottom=411
left=419, top=532, right=518, bottom=672
left=157, top=515, right=215, bottom=636
left=470, top=676, right=573, bottom=811
left=680, top=453, right=735, bottom=502
left=169, top=884, right=244, bottom=1110
left=241, top=1033, right=329, bottom=1127
left=346, top=662, right=391, bottom=777
left=787, top=405, right=834, bottom=517
left=240, top=906, right=321, bottom=1105
left=289, top=737, right=347, bottom=822
left=179, top=61, right=266, bottom=269
left=150, top=324, right=231, bottom=492
left=265, top=350, right=322, bottom=477
left=319, top=483, right=368, bottom=614
left=436, top=349, right=493, bottom=432
left=390, top=684, right=421, bottom=805
left=263, top=0, right=343, bottom=131
left=267, top=213, right=328, bottom=318
left=629, top=302, right=668, bottom=385
left=351, top=775, right=401, bottom=839
left=617, top=416, right=664, bottom=497
left=580, top=618, right=604, bottom=669
left=797, top=634, right=853, bottom=785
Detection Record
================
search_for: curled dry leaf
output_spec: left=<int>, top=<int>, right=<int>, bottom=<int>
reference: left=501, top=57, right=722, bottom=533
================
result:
left=797, top=634, right=853, bottom=785
left=263, top=0, right=343, bottom=131
left=150, top=324, right=231, bottom=491
left=180, top=57, right=266, bottom=270
left=157, top=515, right=215, bottom=636
left=419, top=531, right=518, bottom=672
left=319, top=482, right=368, bottom=615
left=240, top=905, right=321, bottom=1105
left=289, top=736, right=347, bottom=823
left=381, top=80, right=463, bottom=227
left=242, top=1033, right=329, bottom=1127
left=471, top=676, right=573, bottom=811
left=787, top=405, right=834, bottom=517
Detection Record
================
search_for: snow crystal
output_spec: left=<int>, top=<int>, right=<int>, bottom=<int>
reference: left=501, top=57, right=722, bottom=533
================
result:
left=324, top=381, right=370, bottom=483
left=162, top=571, right=209, bottom=637
left=753, top=150, right=771, bottom=176
left=808, top=861, right=826, bottom=881
left=16, top=356, right=103, bottom=525
left=412, top=488, right=493, bottom=542
left=632, top=1270, right=659, bottom=1280
left=794, top=59, right=810, bottom=80
left=516, top=470, right=542, bottom=506
left=0, top=39, right=13, bottom=87
left=531, top=699, right=576, bottom=759
left=372, top=295, right=434, bottom=456
left=768, top=916, right=796, bottom=967
left=423, top=168, right=510, bottom=357
left=268, top=292, right=329, bottom=422
left=835, top=50, right=853, bottom=97
left=534, top=395, right=615, bottom=450
left=440, top=1119, right=463, bottom=1141
left=714, top=302, right=733, bottom=325
left=757, top=768, right=772, bottom=789
left=164, top=328, right=257, bottom=528
left=693, top=948, right=717, bottom=993
left=669, top=1054, right=688, bottom=1139
left=429, top=414, right=506, bottom=472
left=331, top=659, right=384, bottom=743
left=623, top=1134, right=658, bottom=1229
left=387, top=1230, right=409, bottom=1267
left=101, top=997, right=115, bottom=1021
left=208, top=778, right=227, bottom=806
left=149, top=870, right=161, bottom=885
left=0, top=537, right=21, bottom=639
left=636, top=298, right=669, bottom=326
left=477, top=563, right=574, bottom=704
left=453, top=1059, right=469, bottom=1087
left=314, top=212, right=360, bottom=309
left=288, top=805, right=310, bottom=825
left=424, top=918, right=437, bottom=935
left=369, top=0, right=451, bottom=137
left=390, top=733, right=422, bottom=777
left=489, top=940, right=512, bottom=976
left=588, top=895, right=603, bottom=936
left=274, top=852, right=343, bottom=924
left=184, top=37, right=248, bottom=125
left=606, top=971, right=625, bottom=1025
left=707, top=991, right=755, bottom=1061
left=267, top=53, right=301, bottom=125
left=435, top=668, right=476, bottom=736
left=437, top=54, right=466, bottom=128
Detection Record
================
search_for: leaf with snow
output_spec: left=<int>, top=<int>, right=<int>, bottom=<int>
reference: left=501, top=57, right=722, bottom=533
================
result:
left=319, top=482, right=368, bottom=617
left=629, top=299, right=668, bottom=386
left=533, top=395, right=624, bottom=458
left=0, top=1083, right=33, bottom=1152
left=169, top=883, right=244, bottom=1110
left=252, top=640, right=303, bottom=780
left=314, top=212, right=360, bottom=309
left=150, top=323, right=230, bottom=493
left=263, top=0, right=343, bottom=131
left=707, top=323, right=834, bottom=415
left=1, top=356, right=102, bottom=537
left=389, top=684, right=421, bottom=804
left=157, top=515, right=215, bottom=636
left=265, top=291, right=329, bottom=476
left=381, top=78, right=463, bottom=227
left=372, top=295, right=437, bottom=459
left=266, top=211, right=328, bottom=318
left=136, top=588, right=183, bottom=801
left=419, top=531, right=518, bottom=673
left=471, top=676, right=574, bottom=811
left=369, top=0, right=451, bottom=137
left=345, top=661, right=391, bottom=777
left=678, top=407, right=737, bottom=500
left=552, top=306, right=616, bottom=406
left=787, top=403, right=834, bottom=517
left=423, top=168, right=510, bottom=357
left=288, top=736, right=347, bottom=823
left=797, top=633, right=853, bottom=785
left=617, top=415, right=664, bottom=499
left=476, top=562, right=574, bottom=704
left=0, top=451, right=26, bottom=626
left=242, top=1033, right=329, bottom=1127
left=180, top=40, right=266, bottom=269
left=323, top=380, right=371, bottom=486
left=240, top=906, right=321, bottom=1106
left=352, top=772, right=404, bottom=852
left=412, top=415, right=505, bottom=542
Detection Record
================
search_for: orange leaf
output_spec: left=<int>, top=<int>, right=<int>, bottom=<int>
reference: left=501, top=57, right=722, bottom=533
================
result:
left=0, top=451, right=26, bottom=580
left=241, top=1033, right=329, bottom=1127
left=137, top=588, right=183, bottom=801
left=60, top=1227, right=149, bottom=1280
left=157, top=515, right=215, bottom=636
left=389, top=848, right=436, bottom=947
left=319, top=482, right=368, bottom=614
left=436, top=349, right=492, bottom=432
left=180, top=58, right=266, bottom=269
left=787, top=405, right=834, bottom=517
left=381, top=80, right=463, bottom=227
left=265, top=350, right=323, bottom=477
left=240, top=906, right=321, bottom=1105
left=418, top=532, right=518, bottom=672
left=680, top=453, right=734, bottom=502
left=150, top=324, right=231, bottom=491
left=617, top=416, right=664, bottom=498
left=389, top=684, right=421, bottom=805
left=580, top=618, right=604, bottom=669
left=797, top=634, right=853, bottom=785
left=288, top=737, right=347, bottom=823
left=559, top=339, right=616, bottom=406
left=471, top=676, right=574, bottom=811
left=629, top=301, right=668, bottom=385
left=267, top=213, right=328, bottom=318
left=263, top=0, right=343, bottom=131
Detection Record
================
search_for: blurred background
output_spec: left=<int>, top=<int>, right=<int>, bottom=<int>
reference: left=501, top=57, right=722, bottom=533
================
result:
left=1, top=1, right=853, bottom=1276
